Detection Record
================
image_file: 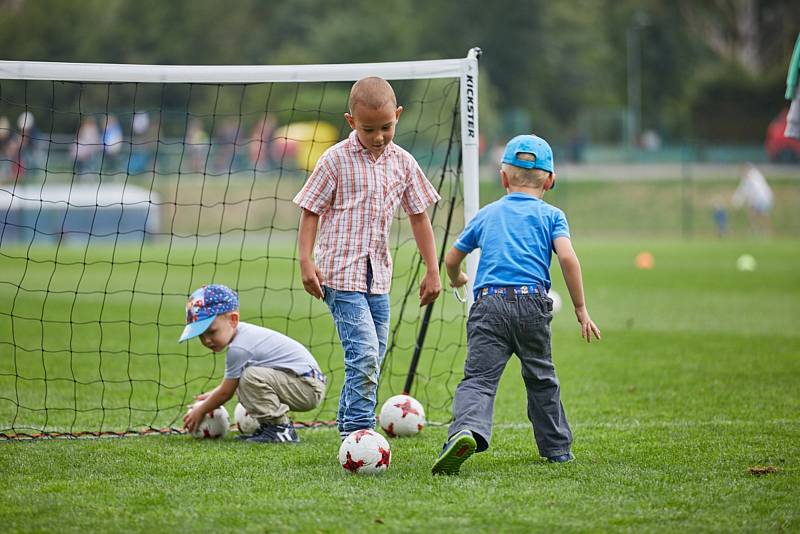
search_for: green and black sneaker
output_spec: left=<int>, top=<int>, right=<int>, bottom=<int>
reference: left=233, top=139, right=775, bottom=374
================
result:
left=432, top=429, right=477, bottom=475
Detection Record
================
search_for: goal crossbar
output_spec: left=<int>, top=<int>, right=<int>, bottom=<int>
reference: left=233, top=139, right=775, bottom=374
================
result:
left=0, top=52, right=476, bottom=84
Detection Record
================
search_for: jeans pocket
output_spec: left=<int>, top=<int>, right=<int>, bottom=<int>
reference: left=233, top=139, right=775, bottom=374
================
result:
left=469, top=295, right=503, bottom=325
left=517, top=295, right=548, bottom=325
left=322, top=285, right=337, bottom=309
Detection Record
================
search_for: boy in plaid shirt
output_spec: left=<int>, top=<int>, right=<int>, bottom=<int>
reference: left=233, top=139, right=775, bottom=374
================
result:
left=294, top=76, right=441, bottom=440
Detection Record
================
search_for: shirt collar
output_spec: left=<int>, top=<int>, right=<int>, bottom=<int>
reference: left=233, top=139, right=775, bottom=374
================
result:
left=347, top=130, right=396, bottom=157
left=506, top=191, right=542, bottom=201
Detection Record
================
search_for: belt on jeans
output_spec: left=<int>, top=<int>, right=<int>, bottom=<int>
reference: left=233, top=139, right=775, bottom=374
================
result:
left=476, top=285, right=541, bottom=300
left=300, top=368, right=327, bottom=384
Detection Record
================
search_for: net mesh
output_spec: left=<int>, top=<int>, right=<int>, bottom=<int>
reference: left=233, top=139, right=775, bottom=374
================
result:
left=0, top=73, right=468, bottom=439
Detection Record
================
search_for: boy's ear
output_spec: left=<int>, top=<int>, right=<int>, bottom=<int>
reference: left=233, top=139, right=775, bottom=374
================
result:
left=395, top=106, right=404, bottom=120
left=544, top=172, right=556, bottom=191
left=500, top=168, right=510, bottom=189
left=229, top=311, right=240, bottom=328
left=344, top=112, right=355, bottom=129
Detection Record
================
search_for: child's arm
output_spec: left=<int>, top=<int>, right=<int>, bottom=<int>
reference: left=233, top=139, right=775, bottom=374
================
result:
left=298, top=208, right=324, bottom=299
left=183, top=378, right=238, bottom=433
left=553, top=236, right=601, bottom=343
left=444, top=247, right=469, bottom=288
left=408, top=211, right=442, bottom=306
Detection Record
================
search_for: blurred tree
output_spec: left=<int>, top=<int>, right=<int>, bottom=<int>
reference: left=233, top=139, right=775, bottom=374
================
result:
left=1, top=0, right=797, bottom=144
left=680, top=0, right=799, bottom=76
left=676, top=0, right=800, bottom=142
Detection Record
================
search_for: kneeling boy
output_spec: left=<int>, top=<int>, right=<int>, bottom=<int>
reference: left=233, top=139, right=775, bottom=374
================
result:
left=179, top=284, right=326, bottom=443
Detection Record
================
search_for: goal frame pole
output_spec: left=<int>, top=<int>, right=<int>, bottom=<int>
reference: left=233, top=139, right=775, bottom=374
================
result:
left=402, top=48, right=481, bottom=396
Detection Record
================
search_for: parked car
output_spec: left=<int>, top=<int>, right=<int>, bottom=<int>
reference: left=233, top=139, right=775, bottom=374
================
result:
left=765, top=108, right=800, bottom=163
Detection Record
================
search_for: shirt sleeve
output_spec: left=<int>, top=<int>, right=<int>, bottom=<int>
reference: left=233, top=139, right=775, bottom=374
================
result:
left=224, top=346, right=250, bottom=379
left=401, top=158, right=441, bottom=215
left=453, top=210, right=483, bottom=254
left=552, top=209, right=570, bottom=240
left=292, top=150, right=337, bottom=214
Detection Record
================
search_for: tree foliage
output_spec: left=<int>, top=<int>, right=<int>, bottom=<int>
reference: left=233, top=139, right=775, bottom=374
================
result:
left=0, top=0, right=797, bottom=143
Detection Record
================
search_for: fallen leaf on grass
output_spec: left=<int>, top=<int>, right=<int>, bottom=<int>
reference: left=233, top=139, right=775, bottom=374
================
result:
left=748, top=466, right=780, bottom=476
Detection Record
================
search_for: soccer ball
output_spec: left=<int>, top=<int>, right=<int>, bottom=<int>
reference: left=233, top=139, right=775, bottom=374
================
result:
left=736, top=254, right=757, bottom=272
left=234, top=402, right=260, bottom=435
left=379, top=394, right=425, bottom=437
left=547, top=289, right=562, bottom=315
left=338, top=429, right=391, bottom=475
left=189, top=405, right=229, bottom=439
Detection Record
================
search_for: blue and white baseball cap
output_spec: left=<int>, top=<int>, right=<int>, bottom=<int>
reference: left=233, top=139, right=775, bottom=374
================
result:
left=178, top=284, right=239, bottom=343
left=502, top=134, right=554, bottom=173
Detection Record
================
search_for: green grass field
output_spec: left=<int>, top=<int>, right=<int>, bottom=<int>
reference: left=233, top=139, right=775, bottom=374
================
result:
left=1, top=236, right=798, bottom=532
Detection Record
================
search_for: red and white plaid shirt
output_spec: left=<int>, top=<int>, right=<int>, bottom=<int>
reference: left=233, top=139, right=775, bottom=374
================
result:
left=293, top=130, right=440, bottom=294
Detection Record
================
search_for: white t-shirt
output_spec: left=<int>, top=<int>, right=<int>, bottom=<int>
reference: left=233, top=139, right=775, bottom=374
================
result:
left=732, top=166, right=773, bottom=212
left=224, top=322, right=321, bottom=379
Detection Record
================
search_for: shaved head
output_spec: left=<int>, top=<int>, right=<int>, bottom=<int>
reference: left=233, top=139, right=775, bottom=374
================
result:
left=348, top=77, right=397, bottom=113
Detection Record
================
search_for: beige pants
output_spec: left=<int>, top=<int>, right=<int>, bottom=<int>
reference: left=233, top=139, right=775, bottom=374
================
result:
left=237, top=367, right=326, bottom=425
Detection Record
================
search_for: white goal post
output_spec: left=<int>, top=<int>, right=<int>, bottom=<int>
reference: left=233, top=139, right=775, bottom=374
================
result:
left=1, top=49, right=485, bottom=437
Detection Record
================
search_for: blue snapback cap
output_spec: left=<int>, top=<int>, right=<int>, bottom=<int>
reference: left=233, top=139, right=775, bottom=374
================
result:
left=502, top=134, right=554, bottom=173
left=178, top=284, right=239, bottom=343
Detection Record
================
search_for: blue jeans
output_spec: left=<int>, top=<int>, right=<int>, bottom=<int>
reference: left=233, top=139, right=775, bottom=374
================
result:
left=323, top=286, right=390, bottom=434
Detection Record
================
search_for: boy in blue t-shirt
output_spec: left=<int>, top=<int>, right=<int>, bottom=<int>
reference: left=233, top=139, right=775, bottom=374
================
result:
left=432, top=134, right=601, bottom=475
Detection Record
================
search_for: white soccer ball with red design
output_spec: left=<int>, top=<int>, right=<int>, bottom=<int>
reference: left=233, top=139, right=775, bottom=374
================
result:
left=548, top=290, right=562, bottom=314
left=338, top=429, right=391, bottom=475
left=379, top=394, right=425, bottom=437
left=234, top=402, right=260, bottom=435
left=189, top=405, right=229, bottom=439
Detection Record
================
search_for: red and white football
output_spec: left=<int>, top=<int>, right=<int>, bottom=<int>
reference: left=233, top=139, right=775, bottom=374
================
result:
left=338, top=429, right=391, bottom=475
left=379, top=394, right=425, bottom=437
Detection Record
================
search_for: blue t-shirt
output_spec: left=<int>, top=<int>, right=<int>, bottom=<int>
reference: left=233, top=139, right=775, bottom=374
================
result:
left=453, top=192, right=570, bottom=297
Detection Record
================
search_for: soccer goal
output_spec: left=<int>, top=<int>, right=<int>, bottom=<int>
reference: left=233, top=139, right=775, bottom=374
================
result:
left=0, top=49, right=481, bottom=439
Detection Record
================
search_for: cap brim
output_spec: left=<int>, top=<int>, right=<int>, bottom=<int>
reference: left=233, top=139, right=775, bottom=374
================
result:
left=178, top=315, right=216, bottom=343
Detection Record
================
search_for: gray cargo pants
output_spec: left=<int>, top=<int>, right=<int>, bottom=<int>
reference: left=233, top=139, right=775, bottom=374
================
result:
left=448, top=289, right=573, bottom=457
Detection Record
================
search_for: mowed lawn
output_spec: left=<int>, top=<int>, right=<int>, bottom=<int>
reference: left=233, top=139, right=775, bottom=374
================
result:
left=0, top=237, right=798, bottom=532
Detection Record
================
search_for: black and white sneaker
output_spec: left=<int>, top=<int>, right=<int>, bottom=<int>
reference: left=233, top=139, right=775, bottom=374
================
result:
left=246, top=423, right=299, bottom=443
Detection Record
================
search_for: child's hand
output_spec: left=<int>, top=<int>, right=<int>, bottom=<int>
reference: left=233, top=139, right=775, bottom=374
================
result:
left=183, top=404, right=206, bottom=433
left=194, top=392, right=209, bottom=401
left=449, top=271, right=468, bottom=288
left=300, top=259, right=324, bottom=300
left=574, top=305, right=601, bottom=343
left=419, top=269, right=442, bottom=306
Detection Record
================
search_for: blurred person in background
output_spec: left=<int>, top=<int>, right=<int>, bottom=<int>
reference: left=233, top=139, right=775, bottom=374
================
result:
left=711, top=198, right=729, bottom=239
left=732, top=162, right=773, bottom=235
left=8, top=112, right=39, bottom=182
left=185, top=118, right=209, bottom=173
left=101, top=114, right=124, bottom=174
left=72, top=115, right=101, bottom=178
left=129, top=111, right=152, bottom=175
left=0, top=116, right=10, bottom=182
left=213, top=118, right=240, bottom=173
left=248, top=114, right=276, bottom=172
